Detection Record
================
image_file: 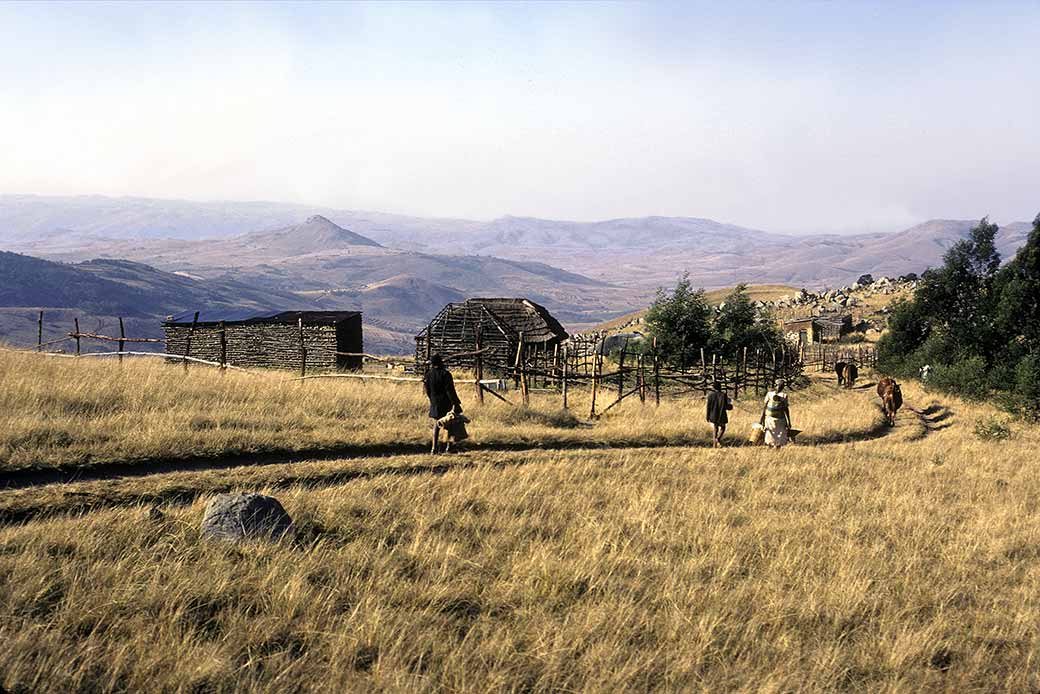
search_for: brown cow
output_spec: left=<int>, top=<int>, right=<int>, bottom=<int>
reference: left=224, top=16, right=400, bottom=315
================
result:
left=842, top=362, right=858, bottom=389
left=877, top=376, right=903, bottom=426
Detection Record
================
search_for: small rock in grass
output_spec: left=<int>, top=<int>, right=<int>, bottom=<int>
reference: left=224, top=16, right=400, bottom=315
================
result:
left=200, top=493, right=294, bottom=542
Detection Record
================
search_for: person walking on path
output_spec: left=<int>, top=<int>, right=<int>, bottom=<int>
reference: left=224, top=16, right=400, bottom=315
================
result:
left=762, top=378, right=791, bottom=448
left=706, top=380, right=733, bottom=447
left=424, top=354, right=463, bottom=454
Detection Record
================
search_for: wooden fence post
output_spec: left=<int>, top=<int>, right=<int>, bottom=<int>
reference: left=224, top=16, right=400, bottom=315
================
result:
left=118, top=317, right=125, bottom=365
left=183, top=311, right=199, bottom=373
left=700, top=347, right=707, bottom=393
left=298, top=317, right=307, bottom=378
left=37, top=311, right=43, bottom=352
left=475, top=332, right=485, bottom=405
left=618, top=341, right=627, bottom=399
left=219, top=321, right=228, bottom=371
left=740, top=346, right=748, bottom=400
left=74, top=318, right=80, bottom=356
left=632, top=355, right=640, bottom=403
left=561, top=344, right=569, bottom=410
left=513, top=333, right=524, bottom=388
left=653, top=337, right=661, bottom=407
left=590, top=353, right=599, bottom=419
left=519, top=332, right=530, bottom=407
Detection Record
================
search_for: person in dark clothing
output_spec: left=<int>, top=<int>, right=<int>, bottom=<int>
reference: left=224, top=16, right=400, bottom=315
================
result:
left=706, top=380, right=733, bottom=447
left=424, top=354, right=463, bottom=454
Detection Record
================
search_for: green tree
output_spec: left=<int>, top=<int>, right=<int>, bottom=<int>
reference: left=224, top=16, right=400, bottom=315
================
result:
left=914, top=217, right=1002, bottom=359
left=710, top=284, right=782, bottom=356
left=876, top=297, right=933, bottom=374
left=995, top=214, right=1040, bottom=352
left=644, top=273, right=712, bottom=368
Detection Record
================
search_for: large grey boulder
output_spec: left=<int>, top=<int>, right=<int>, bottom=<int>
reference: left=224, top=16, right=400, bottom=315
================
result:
left=200, top=493, right=294, bottom=542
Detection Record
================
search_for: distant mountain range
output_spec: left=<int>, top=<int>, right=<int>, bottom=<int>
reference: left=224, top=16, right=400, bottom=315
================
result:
left=0, top=194, right=1033, bottom=354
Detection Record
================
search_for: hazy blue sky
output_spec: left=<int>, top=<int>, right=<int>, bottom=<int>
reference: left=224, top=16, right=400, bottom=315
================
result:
left=1, top=1, right=1038, bottom=233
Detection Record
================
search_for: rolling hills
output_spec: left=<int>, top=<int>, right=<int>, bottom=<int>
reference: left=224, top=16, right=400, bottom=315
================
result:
left=1, top=194, right=1035, bottom=355
left=4, top=195, right=1032, bottom=292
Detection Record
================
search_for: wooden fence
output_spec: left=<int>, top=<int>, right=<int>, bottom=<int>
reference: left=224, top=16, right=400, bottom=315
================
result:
left=19, top=311, right=876, bottom=419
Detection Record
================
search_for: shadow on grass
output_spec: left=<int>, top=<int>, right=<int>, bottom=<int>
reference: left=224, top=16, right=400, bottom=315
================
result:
left=0, top=435, right=708, bottom=492
left=0, top=412, right=914, bottom=526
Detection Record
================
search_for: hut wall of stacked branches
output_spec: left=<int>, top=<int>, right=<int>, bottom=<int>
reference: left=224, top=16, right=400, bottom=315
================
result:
left=163, top=310, right=363, bottom=371
left=415, top=298, right=569, bottom=375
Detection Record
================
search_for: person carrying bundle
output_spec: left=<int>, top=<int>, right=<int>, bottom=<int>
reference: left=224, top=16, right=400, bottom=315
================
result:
left=706, top=379, right=733, bottom=447
left=762, top=378, right=792, bottom=448
left=424, top=353, right=464, bottom=454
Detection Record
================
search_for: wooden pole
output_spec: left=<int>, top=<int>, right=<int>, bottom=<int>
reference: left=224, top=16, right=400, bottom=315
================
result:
left=37, top=311, right=43, bottom=352
left=298, top=317, right=307, bottom=378
left=118, top=317, right=125, bottom=365
left=475, top=331, right=484, bottom=404
left=219, top=321, right=228, bottom=372
left=513, top=334, right=524, bottom=387
left=632, top=355, right=640, bottom=403
left=183, top=311, right=199, bottom=373
left=618, top=340, right=627, bottom=399
left=590, top=353, right=599, bottom=418
left=552, top=343, right=559, bottom=389
left=740, top=346, right=748, bottom=400
left=561, top=344, right=569, bottom=409
left=74, top=318, right=80, bottom=356
left=518, top=332, right=529, bottom=406
left=700, top=347, right=707, bottom=393
left=653, top=337, right=661, bottom=407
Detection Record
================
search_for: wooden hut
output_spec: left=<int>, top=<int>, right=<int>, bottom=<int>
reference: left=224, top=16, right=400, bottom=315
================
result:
left=163, top=310, right=363, bottom=371
left=782, top=314, right=852, bottom=345
left=415, top=298, right=569, bottom=373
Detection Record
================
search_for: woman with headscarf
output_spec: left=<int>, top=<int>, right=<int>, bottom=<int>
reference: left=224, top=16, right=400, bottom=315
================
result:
left=423, top=354, right=463, bottom=454
left=762, top=378, right=791, bottom=448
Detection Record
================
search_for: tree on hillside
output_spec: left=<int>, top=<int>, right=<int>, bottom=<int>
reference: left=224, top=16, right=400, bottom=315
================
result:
left=996, top=214, right=1040, bottom=349
left=913, top=216, right=1002, bottom=359
left=710, top=284, right=782, bottom=356
left=995, top=214, right=1040, bottom=417
left=644, top=273, right=711, bottom=368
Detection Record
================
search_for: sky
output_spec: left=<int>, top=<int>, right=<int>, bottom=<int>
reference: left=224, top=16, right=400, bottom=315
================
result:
left=1, top=1, right=1038, bottom=234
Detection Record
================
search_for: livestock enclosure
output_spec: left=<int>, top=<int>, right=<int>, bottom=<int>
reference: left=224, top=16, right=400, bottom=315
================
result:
left=19, top=307, right=873, bottom=421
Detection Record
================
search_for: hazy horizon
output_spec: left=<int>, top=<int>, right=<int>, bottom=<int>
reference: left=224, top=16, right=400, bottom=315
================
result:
left=1, top=190, right=1035, bottom=239
left=2, top=1, right=1038, bottom=235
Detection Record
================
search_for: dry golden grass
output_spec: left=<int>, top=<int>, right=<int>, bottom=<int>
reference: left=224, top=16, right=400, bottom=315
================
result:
left=1, top=350, right=1039, bottom=691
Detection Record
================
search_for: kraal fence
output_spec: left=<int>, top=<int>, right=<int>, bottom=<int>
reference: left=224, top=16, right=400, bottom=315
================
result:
left=17, top=311, right=876, bottom=418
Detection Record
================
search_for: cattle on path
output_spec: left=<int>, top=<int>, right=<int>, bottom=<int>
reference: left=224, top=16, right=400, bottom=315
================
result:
left=835, top=361, right=847, bottom=386
left=877, top=377, right=903, bottom=426
left=843, top=362, right=859, bottom=389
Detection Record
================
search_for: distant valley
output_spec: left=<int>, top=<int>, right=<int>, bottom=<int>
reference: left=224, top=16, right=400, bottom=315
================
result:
left=0, top=194, right=1033, bottom=354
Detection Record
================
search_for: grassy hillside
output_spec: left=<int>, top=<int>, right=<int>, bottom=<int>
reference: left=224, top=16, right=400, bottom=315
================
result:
left=0, top=348, right=1038, bottom=691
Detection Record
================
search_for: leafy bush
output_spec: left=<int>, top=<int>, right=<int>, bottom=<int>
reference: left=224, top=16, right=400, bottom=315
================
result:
left=929, top=357, right=990, bottom=400
left=1013, top=352, right=1040, bottom=421
left=974, top=417, right=1012, bottom=441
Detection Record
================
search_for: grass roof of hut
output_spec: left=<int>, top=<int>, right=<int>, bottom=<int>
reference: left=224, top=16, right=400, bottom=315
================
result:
left=164, top=310, right=361, bottom=327
left=465, top=298, right=568, bottom=343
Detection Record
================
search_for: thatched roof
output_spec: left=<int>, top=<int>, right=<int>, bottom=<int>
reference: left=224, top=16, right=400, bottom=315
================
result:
left=464, top=298, right=568, bottom=343
left=165, top=310, right=361, bottom=327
